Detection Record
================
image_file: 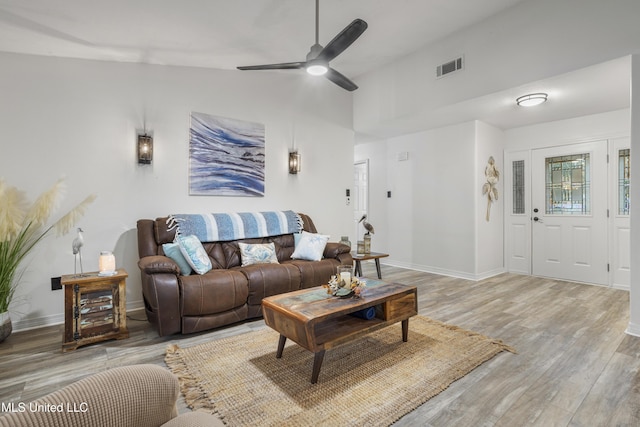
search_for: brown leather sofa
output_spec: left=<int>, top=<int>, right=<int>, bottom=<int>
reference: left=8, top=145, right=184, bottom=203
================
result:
left=137, top=213, right=352, bottom=336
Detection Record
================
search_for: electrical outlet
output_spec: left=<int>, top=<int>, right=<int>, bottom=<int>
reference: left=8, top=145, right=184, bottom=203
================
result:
left=51, top=276, right=62, bottom=291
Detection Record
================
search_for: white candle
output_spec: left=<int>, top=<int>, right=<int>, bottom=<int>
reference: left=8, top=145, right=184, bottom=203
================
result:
left=99, top=251, right=116, bottom=276
left=341, top=272, right=351, bottom=288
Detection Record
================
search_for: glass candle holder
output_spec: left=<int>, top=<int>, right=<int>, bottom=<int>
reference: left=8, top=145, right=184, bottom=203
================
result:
left=336, top=265, right=352, bottom=289
left=98, top=251, right=116, bottom=276
left=364, top=235, right=371, bottom=253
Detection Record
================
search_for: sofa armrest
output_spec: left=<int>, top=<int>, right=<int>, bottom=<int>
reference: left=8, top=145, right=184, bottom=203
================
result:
left=138, top=256, right=182, bottom=336
left=0, top=365, right=179, bottom=427
left=336, top=252, right=353, bottom=266
left=324, top=242, right=351, bottom=259
left=139, top=255, right=181, bottom=275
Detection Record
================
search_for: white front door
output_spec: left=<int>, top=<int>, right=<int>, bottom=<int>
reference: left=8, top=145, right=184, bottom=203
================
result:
left=531, top=141, right=609, bottom=285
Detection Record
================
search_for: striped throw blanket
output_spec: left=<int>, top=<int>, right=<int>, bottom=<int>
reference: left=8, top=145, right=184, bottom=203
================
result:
left=168, top=210, right=303, bottom=242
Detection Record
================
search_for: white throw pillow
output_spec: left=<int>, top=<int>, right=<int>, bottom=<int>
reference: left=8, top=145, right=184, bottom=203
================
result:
left=177, top=235, right=212, bottom=275
left=238, top=242, right=279, bottom=266
left=291, top=231, right=330, bottom=261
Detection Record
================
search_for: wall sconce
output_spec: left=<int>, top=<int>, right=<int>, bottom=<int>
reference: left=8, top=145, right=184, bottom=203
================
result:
left=516, top=93, right=548, bottom=107
left=289, top=151, right=301, bottom=174
left=137, top=134, right=153, bottom=164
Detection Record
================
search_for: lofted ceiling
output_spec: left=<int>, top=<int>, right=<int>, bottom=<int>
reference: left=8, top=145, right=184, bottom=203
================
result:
left=0, top=0, right=630, bottom=134
left=0, top=0, right=528, bottom=77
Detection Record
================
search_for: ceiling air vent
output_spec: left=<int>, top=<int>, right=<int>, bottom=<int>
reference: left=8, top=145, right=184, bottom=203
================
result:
left=436, top=56, right=463, bottom=78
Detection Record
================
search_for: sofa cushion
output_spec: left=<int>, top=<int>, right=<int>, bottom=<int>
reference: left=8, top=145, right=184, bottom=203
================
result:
left=291, top=231, right=330, bottom=261
left=180, top=270, right=248, bottom=316
left=178, top=235, right=212, bottom=275
left=162, top=242, right=193, bottom=275
left=241, top=263, right=301, bottom=306
left=238, top=242, right=279, bottom=266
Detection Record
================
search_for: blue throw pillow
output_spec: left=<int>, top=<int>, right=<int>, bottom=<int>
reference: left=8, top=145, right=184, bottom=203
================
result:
left=291, top=231, right=330, bottom=261
left=162, top=242, right=193, bottom=275
left=177, top=235, right=212, bottom=275
left=238, top=242, right=279, bottom=266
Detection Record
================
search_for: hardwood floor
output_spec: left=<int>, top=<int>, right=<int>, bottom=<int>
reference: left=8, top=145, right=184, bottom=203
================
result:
left=1, top=264, right=638, bottom=426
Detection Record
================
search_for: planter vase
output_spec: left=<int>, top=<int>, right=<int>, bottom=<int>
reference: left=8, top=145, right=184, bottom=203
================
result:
left=0, top=312, right=12, bottom=343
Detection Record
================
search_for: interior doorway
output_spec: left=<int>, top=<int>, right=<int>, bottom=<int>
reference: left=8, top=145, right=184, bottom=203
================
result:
left=353, top=160, right=369, bottom=239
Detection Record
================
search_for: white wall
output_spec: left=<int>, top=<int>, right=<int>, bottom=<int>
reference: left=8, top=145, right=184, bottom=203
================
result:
left=0, top=52, right=355, bottom=330
left=505, top=109, right=630, bottom=151
left=475, top=121, right=505, bottom=278
left=354, top=0, right=640, bottom=136
left=356, top=121, right=504, bottom=280
left=627, top=55, right=640, bottom=336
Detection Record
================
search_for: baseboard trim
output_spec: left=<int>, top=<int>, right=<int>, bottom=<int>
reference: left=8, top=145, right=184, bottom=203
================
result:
left=13, top=312, right=65, bottom=332
left=626, top=321, right=640, bottom=337
left=612, top=283, right=630, bottom=291
left=380, top=260, right=505, bottom=282
left=12, top=299, right=145, bottom=332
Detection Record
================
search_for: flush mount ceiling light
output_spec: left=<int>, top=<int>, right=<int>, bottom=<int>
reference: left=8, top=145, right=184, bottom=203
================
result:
left=516, top=93, right=548, bottom=107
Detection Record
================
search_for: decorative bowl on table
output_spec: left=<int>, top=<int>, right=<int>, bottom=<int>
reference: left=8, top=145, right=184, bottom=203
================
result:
left=323, top=275, right=366, bottom=298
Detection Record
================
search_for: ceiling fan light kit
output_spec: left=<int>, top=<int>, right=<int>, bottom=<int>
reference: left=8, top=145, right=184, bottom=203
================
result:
left=516, top=93, right=548, bottom=107
left=237, top=0, right=367, bottom=91
left=306, top=59, right=328, bottom=76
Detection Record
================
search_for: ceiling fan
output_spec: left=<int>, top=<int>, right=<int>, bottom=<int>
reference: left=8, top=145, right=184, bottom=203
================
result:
left=237, top=0, right=368, bottom=91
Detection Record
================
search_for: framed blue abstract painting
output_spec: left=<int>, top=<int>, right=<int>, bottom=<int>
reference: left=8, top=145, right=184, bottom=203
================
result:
left=189, top=112, right=265, bottom=197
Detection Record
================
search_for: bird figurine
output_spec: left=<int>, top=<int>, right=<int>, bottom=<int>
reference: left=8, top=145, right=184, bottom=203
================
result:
left=358, top=214, right=375, bottom=235
left=72, top=227, right=85, bottom=276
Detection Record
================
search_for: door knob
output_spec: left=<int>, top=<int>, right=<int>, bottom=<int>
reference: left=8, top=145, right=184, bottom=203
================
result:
left=533, top=216, right=543, bottom=223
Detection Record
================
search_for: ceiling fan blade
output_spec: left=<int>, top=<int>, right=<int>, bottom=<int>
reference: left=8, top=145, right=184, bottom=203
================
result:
left=237, top=62, right=305, bottom=71
left=325, top=68, right=358, bottom=91
left=316, top=19, right=368, bottom=62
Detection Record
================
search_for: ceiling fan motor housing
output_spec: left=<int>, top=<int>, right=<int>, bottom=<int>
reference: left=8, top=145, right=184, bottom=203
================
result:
left=306, top=43, right=324, bottom=61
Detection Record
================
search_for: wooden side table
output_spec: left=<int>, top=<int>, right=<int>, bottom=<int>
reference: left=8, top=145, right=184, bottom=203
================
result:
left=61, top=269, right=129, bottom=352
left=351, top=252, right=389, bottom=279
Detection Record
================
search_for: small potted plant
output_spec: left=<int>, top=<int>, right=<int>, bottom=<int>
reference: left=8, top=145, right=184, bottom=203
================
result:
left=0, top=179, right=95, bottom=342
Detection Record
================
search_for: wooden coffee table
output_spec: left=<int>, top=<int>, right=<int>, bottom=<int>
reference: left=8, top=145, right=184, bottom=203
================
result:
left=262, top=280, right=417, bottom=383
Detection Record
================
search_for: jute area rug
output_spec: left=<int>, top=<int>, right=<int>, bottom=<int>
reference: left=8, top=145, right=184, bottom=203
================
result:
left=165, top=315, right=515, bottom=427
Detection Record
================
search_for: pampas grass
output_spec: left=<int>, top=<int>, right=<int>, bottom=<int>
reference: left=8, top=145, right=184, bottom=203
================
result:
left=0, top=179, right=96, bottom=313
left=53, top=194, right=97, bottom=235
